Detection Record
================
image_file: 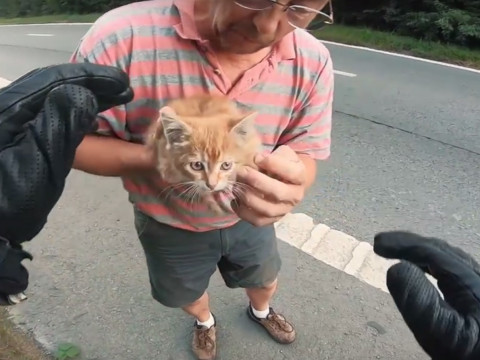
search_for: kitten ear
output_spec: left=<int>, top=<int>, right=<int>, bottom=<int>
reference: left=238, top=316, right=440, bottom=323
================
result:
left=159, top=106, right=191, bottom=147
left=230, top=112, right=258, bottom=139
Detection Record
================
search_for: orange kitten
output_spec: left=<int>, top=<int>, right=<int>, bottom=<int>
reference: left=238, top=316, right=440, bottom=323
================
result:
left=145, top=94, right=262, bottom=214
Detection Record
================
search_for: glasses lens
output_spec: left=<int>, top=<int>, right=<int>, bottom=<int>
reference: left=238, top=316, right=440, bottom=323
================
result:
left=234, top=0, right=273, bottom=10
left=305, top=13, right=333, bottom=30
left=288, top=6, right=332, bottom=30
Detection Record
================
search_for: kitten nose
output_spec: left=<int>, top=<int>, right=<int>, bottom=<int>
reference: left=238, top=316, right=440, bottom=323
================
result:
left=206, top=178, right=218, bottom=190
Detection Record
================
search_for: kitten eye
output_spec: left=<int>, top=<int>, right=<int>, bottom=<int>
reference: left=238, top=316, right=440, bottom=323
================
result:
left=190, top=161, right=204, bottom=171
left=221, top=162, right=233, bottom=170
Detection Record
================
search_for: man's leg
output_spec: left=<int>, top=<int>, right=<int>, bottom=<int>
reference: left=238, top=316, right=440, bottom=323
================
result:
left=245, top=278, right=278, bottom=316
left=218, top=221, right=295, bottom=344
left=133, top=208, right=220, bottom=360
left=182, top=291, right=214, bottom=325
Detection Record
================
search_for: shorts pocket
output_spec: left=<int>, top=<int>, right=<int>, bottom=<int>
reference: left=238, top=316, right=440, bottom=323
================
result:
left=133, top=208, right=151, bottom=238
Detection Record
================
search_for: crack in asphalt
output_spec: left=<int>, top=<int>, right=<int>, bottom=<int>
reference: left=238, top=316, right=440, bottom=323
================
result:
left=335, top=109, right=480, bottom=157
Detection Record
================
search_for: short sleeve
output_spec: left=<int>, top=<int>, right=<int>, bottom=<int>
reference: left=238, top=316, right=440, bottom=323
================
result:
left=278, top=52, right=334, bottom=161
left=69, top=19, right=133, bottom=141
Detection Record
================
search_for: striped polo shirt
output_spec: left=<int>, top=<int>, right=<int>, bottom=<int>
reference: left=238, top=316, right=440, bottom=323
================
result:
left=70, top=0, right=334, bottom=232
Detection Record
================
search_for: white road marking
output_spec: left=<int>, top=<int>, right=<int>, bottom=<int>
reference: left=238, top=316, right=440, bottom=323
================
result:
left=274, top=213, right=439, bottom=294
left=0, top=23, right=478, bottom=74
left=334, top=69, right=357, bottom=77
left=0, top=77, right=11, bottom=88
left=27, top=33, right=54, bottom=37
left=0, top=74, right=427, bottom=297
left=321, top=39, right=480, bottom=75
left=0, top=23, right=93, bottom=27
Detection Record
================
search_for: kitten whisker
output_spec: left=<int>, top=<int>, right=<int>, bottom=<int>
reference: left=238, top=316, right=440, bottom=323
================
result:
left=159, top=181, right=197, bottom=202
left=184, top=184, right=202, bottom=206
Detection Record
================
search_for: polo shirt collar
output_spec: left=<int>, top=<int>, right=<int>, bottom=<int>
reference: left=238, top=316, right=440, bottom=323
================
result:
left=172, top=0, right=295, bottom=60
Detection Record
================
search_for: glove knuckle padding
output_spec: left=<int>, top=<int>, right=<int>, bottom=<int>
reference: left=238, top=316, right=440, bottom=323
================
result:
left=0, top=63, right=133, bottom=147
left=0, top=84, right=98, bottom=244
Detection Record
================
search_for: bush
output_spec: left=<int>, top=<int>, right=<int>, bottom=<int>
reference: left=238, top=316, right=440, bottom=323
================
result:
left=1, top=0, right=480, bottom=48
left=0, top=0, right=141, bottom=17
left=332, top=0, right=480, bottom=48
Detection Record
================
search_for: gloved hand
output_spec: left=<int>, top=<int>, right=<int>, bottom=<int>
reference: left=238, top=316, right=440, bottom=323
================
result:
left=374, top=231, right=480, bottom=360
left=0, top=63, right=134, bottom=302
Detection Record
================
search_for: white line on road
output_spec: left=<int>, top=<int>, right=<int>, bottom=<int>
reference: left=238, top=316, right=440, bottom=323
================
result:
left=27, top=33, right=54, bottom=37
left=334, top=70, right=357, bottom=77
left=0, top=22, right=479, bottom=75
left=321, top=39, right=480, bottom=75
left=2, top=75, right=404, bottom=297
left=274, top=213, right=439, bottom=294
left=0, top=23, right=93, bottom=27
left=0, top=77, right=11, bottom=88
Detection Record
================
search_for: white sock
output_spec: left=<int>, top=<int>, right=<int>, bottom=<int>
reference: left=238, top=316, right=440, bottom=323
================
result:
left=196, top=312, right=215, bottom=328
left=251, top=304, right=270, bottom=319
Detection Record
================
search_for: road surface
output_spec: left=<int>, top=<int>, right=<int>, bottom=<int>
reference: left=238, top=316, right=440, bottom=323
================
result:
left=1, top=22, right=478, bottom=360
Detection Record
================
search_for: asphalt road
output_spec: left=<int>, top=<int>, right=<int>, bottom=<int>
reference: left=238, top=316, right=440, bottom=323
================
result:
left=1, top=23, right=478, bottom=360
left=1, top=24, right=478, bottom=253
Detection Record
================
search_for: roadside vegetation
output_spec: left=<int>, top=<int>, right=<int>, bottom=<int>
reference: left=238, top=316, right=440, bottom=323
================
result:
left=0, top=308, right=52, bottom=360
left=0, top=0, right=479, bottom=358
left=1, top=11, right=480, bottom=70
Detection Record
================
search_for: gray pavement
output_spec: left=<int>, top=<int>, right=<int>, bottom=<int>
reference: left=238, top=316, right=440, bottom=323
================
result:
left=8, top=172, right=427, bottom=360
left=0, top=24, right=478, bottom=253
left=1, top=22, right=478, bottom=359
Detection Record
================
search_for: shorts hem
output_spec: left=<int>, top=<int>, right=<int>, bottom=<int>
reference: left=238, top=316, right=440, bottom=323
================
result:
left=223, top=274, right=280, bottom=290
left=151, top=290, right=205, bottom=309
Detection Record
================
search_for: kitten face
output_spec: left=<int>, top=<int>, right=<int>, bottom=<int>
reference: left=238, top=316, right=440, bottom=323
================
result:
left=148, top=100, right=261, bottom=199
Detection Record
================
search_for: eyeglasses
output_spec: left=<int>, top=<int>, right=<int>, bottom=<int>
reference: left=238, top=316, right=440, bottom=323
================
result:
left=234, top=0, right=334, bottom=31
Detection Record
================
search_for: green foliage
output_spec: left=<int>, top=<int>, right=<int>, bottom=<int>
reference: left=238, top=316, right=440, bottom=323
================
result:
left=332, top=0, right=480, bottom=48
left=1, top=0, right=480, bottom=48
left=55, top=342, right=81, bottom=360
left=0, top=0, right=140, bottom=17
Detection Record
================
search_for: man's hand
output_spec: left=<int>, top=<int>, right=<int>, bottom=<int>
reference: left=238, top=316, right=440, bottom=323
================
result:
left=374, top=231, right=480, bottom=360
left=233, top=145, right=307, bottom=227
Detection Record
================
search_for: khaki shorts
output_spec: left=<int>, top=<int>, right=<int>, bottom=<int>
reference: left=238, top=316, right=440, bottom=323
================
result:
left=133, top=208, right=282, bottom=308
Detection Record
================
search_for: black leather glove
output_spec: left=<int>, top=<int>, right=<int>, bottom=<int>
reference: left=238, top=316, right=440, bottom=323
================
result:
left=0, top=63, right=134, bottom=301
left=374, top=231, right=480, bottom=360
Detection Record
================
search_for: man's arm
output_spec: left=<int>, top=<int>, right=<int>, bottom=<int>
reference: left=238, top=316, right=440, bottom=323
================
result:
left=278, top=47, right=334, bottom=166
left=68, top=14, right=149, bottom=177
left=73, top=135, right=155, bottom=177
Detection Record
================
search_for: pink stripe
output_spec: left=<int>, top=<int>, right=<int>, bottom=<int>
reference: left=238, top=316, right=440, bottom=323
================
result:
left=72, top=0, right=333, bottom=230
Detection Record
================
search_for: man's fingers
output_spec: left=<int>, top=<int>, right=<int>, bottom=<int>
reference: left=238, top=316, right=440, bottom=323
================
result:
left=254, top=149, right=305, bottom=186
left=234, top=188, right=291, bottom=218
left=236, top=167, right=303, bottom=204
left=232, top=203, right=283, bottom=227
left=386, top=261, right=478, bottom=359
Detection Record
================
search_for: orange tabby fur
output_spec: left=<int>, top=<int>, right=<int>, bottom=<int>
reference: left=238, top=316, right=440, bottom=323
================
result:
left=145, top=94, right=262, bottom=214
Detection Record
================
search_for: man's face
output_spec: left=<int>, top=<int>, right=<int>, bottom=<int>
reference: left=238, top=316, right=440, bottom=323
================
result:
left=207, top=0, right=326, bottom=54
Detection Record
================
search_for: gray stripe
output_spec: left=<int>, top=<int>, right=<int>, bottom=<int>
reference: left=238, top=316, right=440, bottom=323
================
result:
left=128, top=192, right=238, bottom=228
left=84, top=25, right=180, bottom=65
left=129, top=72, right=212, bottom=89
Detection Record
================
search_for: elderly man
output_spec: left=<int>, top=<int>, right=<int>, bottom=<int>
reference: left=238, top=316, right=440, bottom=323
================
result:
left=70, top=0, right=334, bottom=359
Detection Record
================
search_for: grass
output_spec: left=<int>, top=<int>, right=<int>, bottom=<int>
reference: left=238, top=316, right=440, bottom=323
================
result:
left=0, top=10, right=479, bottom=357
left=0, top=308, right=52, bottom=360
left=315, top=24, right=480, bottom=69
left=0, top=13, right=102, bottom=25
left=0, top=13, right=479, bottom=69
